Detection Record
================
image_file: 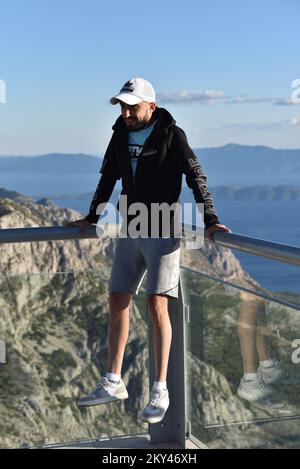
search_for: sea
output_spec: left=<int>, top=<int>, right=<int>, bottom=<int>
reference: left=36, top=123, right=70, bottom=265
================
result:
left=0, top=171, right=299, bottom=295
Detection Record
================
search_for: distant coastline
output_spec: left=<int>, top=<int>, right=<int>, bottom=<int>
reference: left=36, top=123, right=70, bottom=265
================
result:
left=2, top=184, right=300, bottom=204
left=48, top=185, right=300, bottom=203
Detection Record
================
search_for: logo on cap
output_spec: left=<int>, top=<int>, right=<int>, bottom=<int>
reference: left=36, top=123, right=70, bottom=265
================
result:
left=120, top=80, right=134, bottom=93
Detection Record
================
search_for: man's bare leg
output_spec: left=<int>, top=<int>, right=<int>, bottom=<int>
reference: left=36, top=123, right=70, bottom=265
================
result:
left=107, top=292, right=132, bottom=374
left=238, top=292, right=272, bottom=372
left=238, top=292, right=260, bottom=373
left=77, top=291, right=131, bottom=406
left=256, top=303, right=271, bottom=362
left=147, top=294, right=172, bottom=382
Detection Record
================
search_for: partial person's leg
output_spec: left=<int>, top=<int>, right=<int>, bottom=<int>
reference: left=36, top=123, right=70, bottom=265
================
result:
left=238, top=292, right=259, bottom=374
left=237, top=292, right=282, bottom=403
left=147, top=294, right=172, bottom=382
left=107, top=292, right=132, bottom=375
left=255, top=304, right=296, bottom=385
left=255, top=302, right=271, bottom=362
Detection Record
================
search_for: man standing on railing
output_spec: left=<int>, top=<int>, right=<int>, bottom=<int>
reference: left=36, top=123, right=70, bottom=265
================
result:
left=67, top=77, right=231, bottom=424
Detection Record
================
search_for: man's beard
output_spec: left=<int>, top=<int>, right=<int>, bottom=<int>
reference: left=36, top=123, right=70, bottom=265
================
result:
left=125, top=112, right=151, bottom=131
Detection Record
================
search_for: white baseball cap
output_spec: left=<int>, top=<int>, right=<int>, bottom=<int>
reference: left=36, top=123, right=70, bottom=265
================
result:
left=110, top=77, right=156, bottom=105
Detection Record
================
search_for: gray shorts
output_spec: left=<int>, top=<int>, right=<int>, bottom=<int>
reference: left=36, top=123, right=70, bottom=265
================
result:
left=108, top=237, right=181, bottom=298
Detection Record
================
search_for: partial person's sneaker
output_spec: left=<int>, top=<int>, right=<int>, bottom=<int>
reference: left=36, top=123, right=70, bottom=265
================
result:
left=141, top=389, right=169, bottom=424
left=237, top=376, right=282, bottom=403
left=77, top=377, right=128, bottom=407
left=258, top=360, right=300, bottom=385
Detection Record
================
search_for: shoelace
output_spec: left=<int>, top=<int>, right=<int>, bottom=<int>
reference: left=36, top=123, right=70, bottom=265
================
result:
left=255, top=379, right=272, bottom=392
left=96, top=377, right=112, bottom=390
left=254, top=378, right=284, bottom=401
left=262, top=363, right=289, bottom=379
left=245, top=378, right=273, bottom=395
left=96, top=377, right=120, bottom=389
left=147, top=390, right=166, bottom=408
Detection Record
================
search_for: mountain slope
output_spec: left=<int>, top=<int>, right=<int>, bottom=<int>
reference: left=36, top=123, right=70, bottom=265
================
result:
left=1, top=194, right=295, bottom=448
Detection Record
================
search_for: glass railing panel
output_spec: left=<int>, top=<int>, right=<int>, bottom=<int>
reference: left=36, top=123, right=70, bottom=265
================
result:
left=230, top=248, right=300, bottom=309
left=0, top=269, right=148, bottom=448
left=181, top=241, right=300, bottom=310
left=181, top=267, right=300, bottom=449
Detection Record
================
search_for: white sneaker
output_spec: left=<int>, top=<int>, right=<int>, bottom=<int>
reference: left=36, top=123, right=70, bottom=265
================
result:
left=77, top=377, right=128, bottom=407
left=141, top=389, right=169, bottom=424
left=237, top=376, right=281, bottom=403
left=258, top=360, right=300, bottom=385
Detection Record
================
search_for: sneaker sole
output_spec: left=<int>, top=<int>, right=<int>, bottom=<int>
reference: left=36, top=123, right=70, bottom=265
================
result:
left=140, top=409, right=168, bottom=424
left=237, top=390, right=262, bottom=402
left=77, top=391, right=129, bottom=407
left=237, top=390, right=288, bottom=409
left=237, top=387, right=278, bottom=403
left=251, top=399, right=290, bottom=413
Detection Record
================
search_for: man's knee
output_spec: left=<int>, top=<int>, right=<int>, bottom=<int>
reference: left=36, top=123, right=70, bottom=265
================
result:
left=109, top=291, right=132, bottom=311
left=147, top=294, right=168, bottom=316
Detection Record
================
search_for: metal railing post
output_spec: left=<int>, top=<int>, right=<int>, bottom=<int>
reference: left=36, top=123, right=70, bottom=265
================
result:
left=148, top=275, right=187, bottom=448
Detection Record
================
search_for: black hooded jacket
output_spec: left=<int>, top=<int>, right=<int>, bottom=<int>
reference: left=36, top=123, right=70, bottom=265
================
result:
left=85, top=107, right=220, bottom=232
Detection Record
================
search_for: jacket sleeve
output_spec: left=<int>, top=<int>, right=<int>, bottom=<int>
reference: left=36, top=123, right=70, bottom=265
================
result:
left=85, top=136, right=120, bottom=223
left=173, top=127, right=220, bottom=229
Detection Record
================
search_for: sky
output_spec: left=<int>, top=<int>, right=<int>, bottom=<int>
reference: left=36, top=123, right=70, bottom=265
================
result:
left=0, top=0, right=299, bottom=155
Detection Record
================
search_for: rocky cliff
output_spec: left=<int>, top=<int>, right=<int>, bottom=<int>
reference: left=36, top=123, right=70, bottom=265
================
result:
left=0, top=194, right=297, bottom=448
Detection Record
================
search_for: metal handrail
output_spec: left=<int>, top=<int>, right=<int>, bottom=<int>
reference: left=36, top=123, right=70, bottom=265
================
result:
left=211, top=230, right=300, bottom=267
left=0, top=226, right=100, bottom=243
left=0, top=224, right=299, bottom=267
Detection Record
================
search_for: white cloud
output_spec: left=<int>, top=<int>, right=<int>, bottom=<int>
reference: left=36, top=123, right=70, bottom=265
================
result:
left=224, top=95, right=271, bottom=104
left=205, top=118, right=300, bottom=132
left=273, top=97, right=296, bottom=106
left=280, top=117, right=300, bottom=127
left=225, top=96, right=299, bottom=106
left=158, top=90, right=225, bottom=105
left=158, top=89, right=300, bottom=107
